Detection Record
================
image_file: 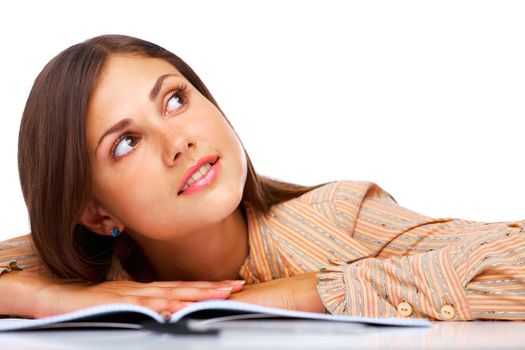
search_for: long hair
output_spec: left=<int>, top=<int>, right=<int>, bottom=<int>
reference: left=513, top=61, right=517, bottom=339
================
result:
left=18, top=35, right=327, bottom=282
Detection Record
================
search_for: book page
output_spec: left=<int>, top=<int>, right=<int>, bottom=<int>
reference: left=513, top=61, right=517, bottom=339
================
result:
left=0, top=304, right=163, bottom=331
left=169, top=300, right=430, bottom=327
left=0, top=300, right=430, bottom=331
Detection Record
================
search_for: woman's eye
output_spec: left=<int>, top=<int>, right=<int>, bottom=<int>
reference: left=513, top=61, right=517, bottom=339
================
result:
left=166, top=92, right=183, bottom=113
left=113, top=135, right=139, bottom=159
left=165, top=85, right=188, bottom=115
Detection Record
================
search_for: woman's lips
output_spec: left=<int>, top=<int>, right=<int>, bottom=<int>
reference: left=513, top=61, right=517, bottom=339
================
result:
left=178, top=155, right=219, bottom=193
left=179, top=158, right=220, bottom=196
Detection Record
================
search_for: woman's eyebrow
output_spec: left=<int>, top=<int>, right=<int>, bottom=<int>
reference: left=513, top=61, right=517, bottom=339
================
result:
left=96, top=118, right=132, bottom=155
left=149, top=73, right=180, bottom=101
left=95, top=73, right=180, bottom=156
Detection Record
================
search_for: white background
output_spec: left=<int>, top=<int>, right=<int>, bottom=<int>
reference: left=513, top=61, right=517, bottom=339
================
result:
left=0, top=1, right=523, bottom=241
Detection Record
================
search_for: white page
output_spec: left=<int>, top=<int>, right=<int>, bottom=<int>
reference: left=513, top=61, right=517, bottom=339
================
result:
left=0, top=303, right=163, bottom=331
left=168, top=300, right=430, bottom=327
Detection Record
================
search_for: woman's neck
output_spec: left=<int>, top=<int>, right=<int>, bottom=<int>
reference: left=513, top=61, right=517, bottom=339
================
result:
left=128, top=205, right=249, bottom=282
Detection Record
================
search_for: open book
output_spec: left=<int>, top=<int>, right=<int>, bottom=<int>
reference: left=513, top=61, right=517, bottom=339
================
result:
left=0, top=300, right=429, bottom=333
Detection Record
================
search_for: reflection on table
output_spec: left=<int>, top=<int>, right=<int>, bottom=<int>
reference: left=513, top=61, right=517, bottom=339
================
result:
left=0, top=320, right=524, bottom=349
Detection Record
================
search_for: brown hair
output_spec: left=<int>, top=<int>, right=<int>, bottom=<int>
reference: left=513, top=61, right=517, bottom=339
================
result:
left=18, top=34, right=327, bottom=282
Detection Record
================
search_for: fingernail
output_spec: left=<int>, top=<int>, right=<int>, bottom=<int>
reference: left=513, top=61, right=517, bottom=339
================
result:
left=227, top=280, right=246, bottom=285
left=216, top=287, right=234, bottom=291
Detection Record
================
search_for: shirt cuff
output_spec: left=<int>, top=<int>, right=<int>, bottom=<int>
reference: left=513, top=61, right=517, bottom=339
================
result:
left=316, top=248, right=473, bottom=320
left=316, top=260, right=348, bottom=315
left=0, top=260, right=22, bottom=275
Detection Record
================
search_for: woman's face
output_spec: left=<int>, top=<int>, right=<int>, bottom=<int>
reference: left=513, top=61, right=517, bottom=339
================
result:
left=85, top=54, right=247, bottom=241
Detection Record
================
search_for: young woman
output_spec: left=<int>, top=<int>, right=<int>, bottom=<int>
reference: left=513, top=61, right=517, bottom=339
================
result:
left=1, top=35, right=524, bottom=321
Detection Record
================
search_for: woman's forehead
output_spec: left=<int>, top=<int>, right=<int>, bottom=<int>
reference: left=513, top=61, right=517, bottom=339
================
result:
left=97, top=54, right=183, bottom=89
left=89, top=55, right=184, bottom=113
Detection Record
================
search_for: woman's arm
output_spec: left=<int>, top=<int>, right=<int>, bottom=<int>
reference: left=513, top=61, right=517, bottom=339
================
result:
left=316, top=220, right=525, bottom=320
left=0, top=270, right=244, bottom=318
left=229, top=271, right=325, bottom=313
left=0, top=234, right=245, bottom=318
left=229, top=179, right=525, bottom=320
left=229, top=221, right=525, bottom=320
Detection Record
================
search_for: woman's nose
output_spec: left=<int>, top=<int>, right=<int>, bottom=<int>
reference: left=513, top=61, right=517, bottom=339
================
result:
left=161, top=129, right=195, bottom=167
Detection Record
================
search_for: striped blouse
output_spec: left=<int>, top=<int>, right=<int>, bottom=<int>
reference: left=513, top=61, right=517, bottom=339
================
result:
left=1, top=180, right=524, bottom=321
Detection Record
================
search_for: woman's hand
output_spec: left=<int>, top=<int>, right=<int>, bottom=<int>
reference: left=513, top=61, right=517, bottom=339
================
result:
left=0, top=271, right=245, bottom=318
left=228, top=271, right=326, bottom=313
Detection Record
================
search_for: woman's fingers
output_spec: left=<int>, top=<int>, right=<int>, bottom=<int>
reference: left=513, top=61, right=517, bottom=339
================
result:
left=114, top=286, right=235, bottom=301
left=120, top=297, right=195, bottom=314
left=35, top=279, right=247, bottom=318
left=98, top=280, right=245, bottom=289
left=109, top=282, right=247, bottom=313
left=118, top=288, right=234, bottom=313
left=94, top=280, right=245, bottom=298
left=87, top=280, right=246, bottom=307
left=165, top=286, right=236, bottom=301
left=142, top=280, right=246, bottom=289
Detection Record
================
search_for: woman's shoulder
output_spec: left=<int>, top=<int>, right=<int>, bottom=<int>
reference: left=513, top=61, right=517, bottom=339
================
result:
left=0, top=233, right=35, bottom=251
left=0, top=234, right=39, bottom=265
left=296, top=179, right=396, bottom=206
left=0, top=233, right=48, bottom=276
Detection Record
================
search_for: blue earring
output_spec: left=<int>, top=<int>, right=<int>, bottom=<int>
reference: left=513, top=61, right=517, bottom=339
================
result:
left=111, top=227, right=121, bottom=238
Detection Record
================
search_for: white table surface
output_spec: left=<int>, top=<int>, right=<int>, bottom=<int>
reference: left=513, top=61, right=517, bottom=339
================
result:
left=0, top=321, right=524, bottom=349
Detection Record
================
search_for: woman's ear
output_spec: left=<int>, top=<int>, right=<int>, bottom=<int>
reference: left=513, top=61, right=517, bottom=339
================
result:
left=79, top=200, right=122, bottom=237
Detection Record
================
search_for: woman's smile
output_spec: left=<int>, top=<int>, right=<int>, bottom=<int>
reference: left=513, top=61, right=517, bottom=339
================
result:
left=178, top=156, right=221, bottom=196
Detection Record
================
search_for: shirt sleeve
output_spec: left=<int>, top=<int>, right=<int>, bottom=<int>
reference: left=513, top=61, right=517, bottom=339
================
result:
left=0, top=234, right=133, bottom=281
left=316, top=181, right=525, bottom=320
left=0, top=234, right=49, bottom=277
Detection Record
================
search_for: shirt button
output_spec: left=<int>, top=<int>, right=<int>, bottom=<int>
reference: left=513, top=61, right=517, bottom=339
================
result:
left=397, top=301, right=413, bottom=317
left=440, top=304, right=455, bottom=320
